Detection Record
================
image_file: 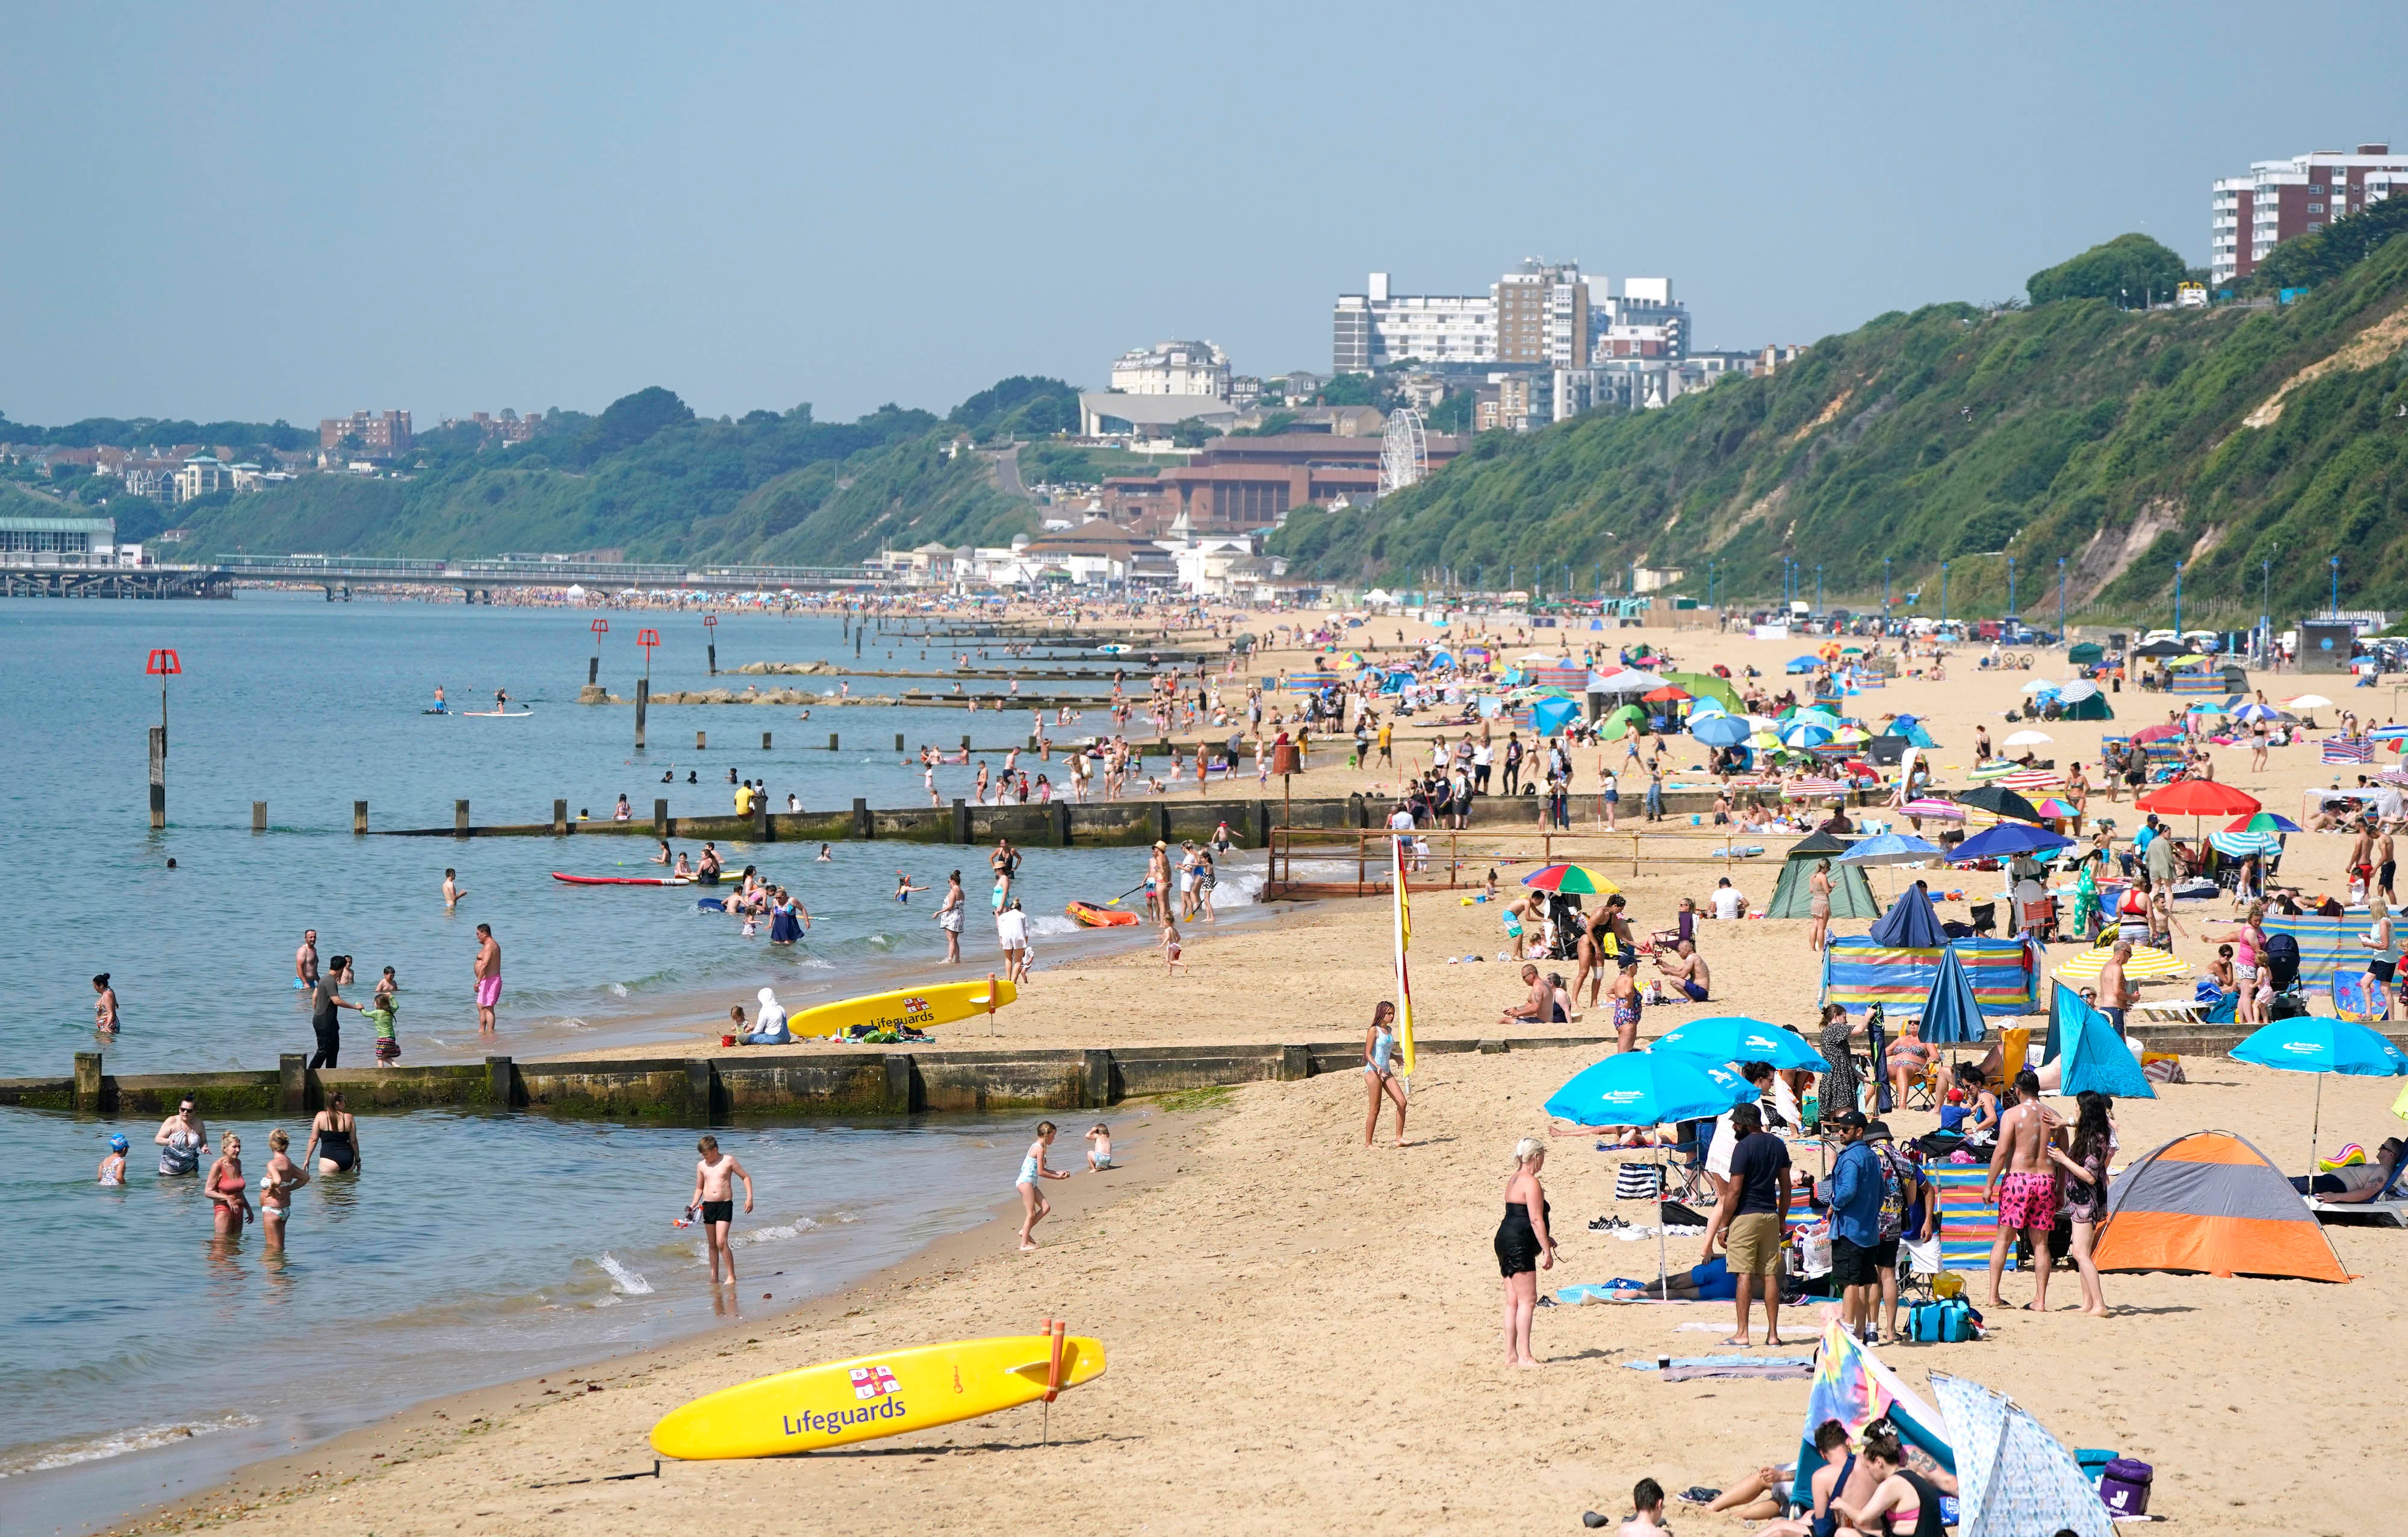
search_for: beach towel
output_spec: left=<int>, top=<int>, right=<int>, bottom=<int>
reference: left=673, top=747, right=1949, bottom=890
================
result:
left=1926, top=1164, right=2005, bottom=1272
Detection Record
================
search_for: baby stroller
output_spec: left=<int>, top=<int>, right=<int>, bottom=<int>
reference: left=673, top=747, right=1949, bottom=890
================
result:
left=2264, top=932, right=2307, bottom=1019
left=1543, top=892, right=1587, bottom=961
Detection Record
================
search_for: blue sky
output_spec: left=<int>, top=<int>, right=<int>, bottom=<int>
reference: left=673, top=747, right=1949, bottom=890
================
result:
left=3, top=2, right=2401, bottom=426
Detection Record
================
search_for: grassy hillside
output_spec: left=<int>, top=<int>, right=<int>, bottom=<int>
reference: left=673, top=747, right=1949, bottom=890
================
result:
left=158, top=388, right=1053, bottom=564
left=1273, top=229, right=2408, bottom=624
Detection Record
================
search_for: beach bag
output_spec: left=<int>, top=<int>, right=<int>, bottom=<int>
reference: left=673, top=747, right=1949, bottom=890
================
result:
left=1872, top=1146, right=1913, bottom=1243
left=2099, top=1458, right=2153, bottom=1515
left=1615, top=1164, right=1662, bottom=1201
left=1910, top=1297, right=1978, bottom=1343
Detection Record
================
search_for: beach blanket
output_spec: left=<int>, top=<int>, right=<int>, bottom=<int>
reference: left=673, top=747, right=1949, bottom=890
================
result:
left=1627, top=1353, right=1817, bottom=1381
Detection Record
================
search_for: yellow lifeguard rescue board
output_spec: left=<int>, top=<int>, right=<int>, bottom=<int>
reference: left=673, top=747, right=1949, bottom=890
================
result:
left=784, top=978, right=1017, bottom=1037
left=648, top=1334, right=1105, bottom=1457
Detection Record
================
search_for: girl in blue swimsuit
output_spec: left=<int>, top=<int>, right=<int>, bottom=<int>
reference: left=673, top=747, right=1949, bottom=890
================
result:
left=1015, top=1121, right=1068, bottom=1251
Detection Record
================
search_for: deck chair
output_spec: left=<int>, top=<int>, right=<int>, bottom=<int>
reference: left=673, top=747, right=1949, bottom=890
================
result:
left=1897, top=1057, right=1944, bottom=1113
left=1998, top=1026, right=2031, bottom=1085
left=2309, top=1152, right=2408, bottom=1227
left=1969, top=901, right=1999, bottom=937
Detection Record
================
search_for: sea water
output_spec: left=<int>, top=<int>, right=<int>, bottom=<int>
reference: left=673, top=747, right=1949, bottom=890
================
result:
left=0, top=595, right=1240, bottom=1532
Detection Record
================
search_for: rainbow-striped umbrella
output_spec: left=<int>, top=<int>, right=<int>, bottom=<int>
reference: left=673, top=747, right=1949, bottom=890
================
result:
left=1521, top=863, right=1621, bottom=896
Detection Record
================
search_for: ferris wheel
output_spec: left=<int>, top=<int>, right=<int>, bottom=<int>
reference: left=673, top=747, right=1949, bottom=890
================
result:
left=1379, top=407, right=1427, bottom=497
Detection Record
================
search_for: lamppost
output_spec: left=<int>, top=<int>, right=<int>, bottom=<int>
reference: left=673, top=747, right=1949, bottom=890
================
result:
left=2006, top=556, right=2017, bottom=620
left=1941, top=562, right=1949, bottom=626
left=2057, top=557, right=2067, bottom=639
left=1883, top=556, right=1891, bottom=615
left=2261, top=556, right=2272, bottom=658
left=2331, top=556, right=2341, bottom=616
left=2173, top=561, right=2183, bottom=635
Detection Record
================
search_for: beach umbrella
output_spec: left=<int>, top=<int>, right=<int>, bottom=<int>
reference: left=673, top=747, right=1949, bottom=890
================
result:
left=2133, top=639, right=2186, bottom=658
left=2186, top=700, right=2229, bottom=716
left=2231, top=702, right=2282, bottom=723
left=1953, top=785, right=2046, bottom=824
left=1990, top=769, right=2063, bottom=792
left=2209, top=831, right=2283, bottom=858
left=1532, top=697, right=1581, bottom=736
left=2053, top=943, right=2186, bottom=981
left=2130, top=722, right=2184, bottom=744
left=2227, top=811, right=2302, bottom=834
left=1900, top=797, right=1967, bottom=821
left=2368, top=725, right=2408, bottom=742
left=1521, top=863, right=1621, bottom=895
left=1949, top=822, right=2074, bottom=863
left=1918, top=943, right=1989, bottom=1049
left=1690, top=713, right=1751, bottom=747
left=2033, top=796, right=2079, bottom=820
left=1546, top=1051, right=1756, bottom=1127
left=1837, top=831, right=1946, bottom=865
left=1545, top=1051, right=1757, bottom=1296
left=2019, top=678, right=2059, bottom=695
left=2283, top=694, right=2334, bottom=710
left=2137, top=781, right=2261, bottom=825
left=1778, top=721, right=1834, bottom=749
left=2056, top=680, right=2100, bottom=703
left=1652, top=1017, right=1831, bottom=1073
left=1789, top=707, right=1844, bottom=728
left=1687, top=697, right=1730, bottom=718
left=2003, top=729, right=2053, bottom=747
left=2379, top=769, right=2408, bottom=789
left=1642, top=685, right=1691, bottom=703
left=1831, top=725, right=1871, bottom=745
left=2232, top=1017, right=2408, bottom=1189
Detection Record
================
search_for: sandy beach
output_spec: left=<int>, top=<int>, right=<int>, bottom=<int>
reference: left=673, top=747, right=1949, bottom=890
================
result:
left=117, top=615, right=2408, bottom=1537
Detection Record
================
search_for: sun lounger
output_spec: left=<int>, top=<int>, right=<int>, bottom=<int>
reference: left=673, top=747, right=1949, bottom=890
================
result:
left=2307, top=1157, right=2408, bottom=1227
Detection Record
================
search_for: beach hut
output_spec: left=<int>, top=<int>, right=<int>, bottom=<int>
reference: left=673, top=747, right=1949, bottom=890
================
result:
left=1766, top=830, right=1883, bottom=919
left=2093, top=1131, right=2348, bottom=1282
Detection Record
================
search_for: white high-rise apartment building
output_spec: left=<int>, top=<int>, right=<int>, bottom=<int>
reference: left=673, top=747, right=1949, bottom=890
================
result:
left=1107, top=341, right=1231, bottom=398
left=1333, top=264, right=1686, bottom=373
left=2209, top=141, right=2404, bottom=287
left=1332, top=273, right=1495, bottom=372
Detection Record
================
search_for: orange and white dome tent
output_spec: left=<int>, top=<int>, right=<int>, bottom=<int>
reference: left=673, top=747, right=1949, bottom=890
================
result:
left=2093, top=1130, right=2348, bottom=1282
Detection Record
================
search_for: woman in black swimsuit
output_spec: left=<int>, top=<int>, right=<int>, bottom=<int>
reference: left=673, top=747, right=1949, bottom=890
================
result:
left=1495, top=1136, right=1557, bottom=1368
left=305, top=1091, right=361, bottom=1175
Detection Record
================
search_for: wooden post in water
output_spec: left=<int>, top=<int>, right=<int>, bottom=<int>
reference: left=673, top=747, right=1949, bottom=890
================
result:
left=553, top=799, right=568, bottom=835
left=762, top=731, right=773, bottom=750
left=252, top=801, right=267, bottom=833
left=353, top=801, right=368, bottom=835
left=894, top=732, right=905, bottom=753
left=754, top=792, right=770, bottom=843
left=635, top=678, right=649, bottom=749
left=75, top=1051, right=103, bottom=1113
left=696, top=730, right=707, bottom=751
left=853, top=796, right=871, bottom=839
left=827, top=732, right=838, bottom=752
left=654, top=798, right=668, bottom=837
left=148, top=726, right=166, bottom=828
left=952, top=798, right=968, bottom=845
left=455, top=800, right=470, bottom=837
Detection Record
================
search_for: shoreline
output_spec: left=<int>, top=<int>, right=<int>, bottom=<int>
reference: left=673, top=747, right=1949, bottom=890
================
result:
left=85, top=1102, right=1220, bottom=1537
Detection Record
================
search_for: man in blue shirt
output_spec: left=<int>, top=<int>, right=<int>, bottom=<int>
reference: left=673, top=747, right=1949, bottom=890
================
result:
left=1825, top=1110, right=1888, bottom=1344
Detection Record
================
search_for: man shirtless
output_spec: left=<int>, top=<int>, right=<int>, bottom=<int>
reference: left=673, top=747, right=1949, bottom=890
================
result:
left=1983, top=1069, right=2063, bottom=1311
left=2094, top=941, right=2135, bottom=1032
left=1651, top=940, right=1711, bottom=1003
left=295, top=930, right=320, bottom=991
left=473, top=924, right=502, bottom=1033
left=688, top=1134, right=754, bottom=1286
left=1500, top=963, right=1556, bottom=1023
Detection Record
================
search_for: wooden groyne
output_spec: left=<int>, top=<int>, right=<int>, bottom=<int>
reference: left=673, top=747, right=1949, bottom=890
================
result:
left=6, top=1037, right=1618, bottom=1122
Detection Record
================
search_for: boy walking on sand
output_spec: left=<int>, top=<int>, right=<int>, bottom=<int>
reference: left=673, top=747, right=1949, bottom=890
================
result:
left=689, top=1135, right=754, bottom=1286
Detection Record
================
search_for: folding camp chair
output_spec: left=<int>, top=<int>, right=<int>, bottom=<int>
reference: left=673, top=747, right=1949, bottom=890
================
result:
left=1969, top=902, right=1999, bottom=937
left=1661, top=1121, right=1717, bottom=1206
left=1898, top=1058, right=1944, bottom=1113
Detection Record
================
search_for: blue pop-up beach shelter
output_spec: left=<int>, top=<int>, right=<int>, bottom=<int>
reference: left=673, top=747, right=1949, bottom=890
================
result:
left=1867, top=881, right=1947, bottom=949
left=1918, top=943, right=1989, bottom=1047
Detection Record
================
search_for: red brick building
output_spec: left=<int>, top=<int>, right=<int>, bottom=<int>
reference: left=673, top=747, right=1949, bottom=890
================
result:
left=2212, top=142, right=2405, bottom=286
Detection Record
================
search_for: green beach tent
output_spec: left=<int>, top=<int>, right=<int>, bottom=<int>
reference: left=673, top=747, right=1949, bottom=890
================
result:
left=1766, top=828, right=1883, bottom=919
left=1662, top=670, right=1743, bottom=714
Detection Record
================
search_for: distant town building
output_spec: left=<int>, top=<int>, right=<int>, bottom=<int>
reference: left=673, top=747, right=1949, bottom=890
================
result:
left=318, top=409, right=414, bottom=455
left=2211, top=141, right=2404, bottom=286
left=1108, top=341, right=1231, bottom=398
left=172, top=456, right=234, bottom=503
left=1332, top=263, right=1689, bottom=374
left=441, top=409, right=538, bottom=444
left=0, top=513, right=114, bottom=556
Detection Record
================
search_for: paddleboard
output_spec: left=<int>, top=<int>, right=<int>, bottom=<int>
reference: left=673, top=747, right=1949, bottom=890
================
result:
left=786, top=977, right=1017, bottom=1036
left=650, top=1333, right=1104, bottom=1458
left=551, top=872, right=698, bottom=886
left=1066, top=901, right=1138, bottom=928
left=462, top=707, right=535, bottom=716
